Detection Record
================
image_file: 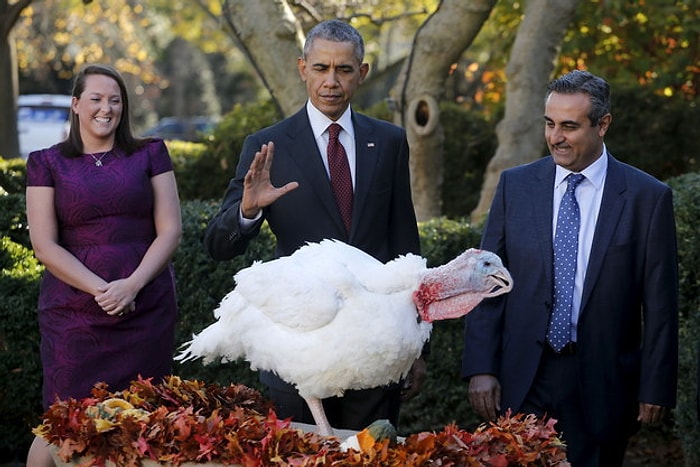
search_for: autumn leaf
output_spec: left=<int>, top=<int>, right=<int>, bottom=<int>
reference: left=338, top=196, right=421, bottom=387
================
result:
left=37, top=377, right=569, bottom=466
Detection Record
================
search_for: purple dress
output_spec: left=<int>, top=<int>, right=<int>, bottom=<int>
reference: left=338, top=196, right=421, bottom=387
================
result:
left=26, top=139, right=178, bottom=409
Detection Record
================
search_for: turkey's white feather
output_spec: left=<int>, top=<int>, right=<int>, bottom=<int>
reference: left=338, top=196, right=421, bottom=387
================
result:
left=178, top=239, right=431, bottom=399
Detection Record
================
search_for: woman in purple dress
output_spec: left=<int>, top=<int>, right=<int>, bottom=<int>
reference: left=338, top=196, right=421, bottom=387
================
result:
left=25, top=64, right=182, bottom=466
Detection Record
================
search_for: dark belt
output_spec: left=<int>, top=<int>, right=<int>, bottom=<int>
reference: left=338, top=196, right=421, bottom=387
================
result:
left=546, top=341, right=577, bottom=355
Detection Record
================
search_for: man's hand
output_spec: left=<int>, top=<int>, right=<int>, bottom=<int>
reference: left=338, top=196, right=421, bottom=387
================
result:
left=401, top=357, right=426, bottom=401
left=468, top=374, right=501, bottom=420
left=638, top=403, right=666, bottom=425
left=241, top=142, right=299, bottom=219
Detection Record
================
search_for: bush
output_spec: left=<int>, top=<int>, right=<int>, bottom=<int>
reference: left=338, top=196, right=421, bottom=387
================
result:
left=0, top=194, right=29, bottom=248
left=608, top=88, right=699, bottom=181
left=1, top=99, right=699, bottom=460
left=418, top=216, right=482, bottom=267
left=166, top=141, right=223, bottom=202
left=0, top=158, right=30, bottom=248
left=440, top=103, right=497, bottom=218
left=0, top=237, right=43, bottom=458
left=168, top=90, right=700, bottom=219
left=0, top=157, right=27, bottom=195
left=171, top=199, right=275, bottom=390
left=397, top=217, right=483, bottom=435
left=169, top=101, right=281, bottom=202
left=668, top=172, right=700, bottom=467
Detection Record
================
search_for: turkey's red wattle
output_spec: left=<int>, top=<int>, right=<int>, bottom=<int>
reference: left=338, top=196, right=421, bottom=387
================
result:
left=413, top=282, right=441, bottom=322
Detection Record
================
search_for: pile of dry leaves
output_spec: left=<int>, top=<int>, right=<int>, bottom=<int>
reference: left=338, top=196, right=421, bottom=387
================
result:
left=35, top=376, right=569, bottom=466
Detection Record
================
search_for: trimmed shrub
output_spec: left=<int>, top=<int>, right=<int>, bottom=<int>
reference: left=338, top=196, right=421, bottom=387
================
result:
left=440, top=103, right=497, bottom=218
left=169, top=100, right=281, bottom=202
left=166, top=141, right=222, bottom=202
left=0, top=237, right=43, bottom=458
left=668, top=172, right=700, bottom=467
left=418, top=216, right=482, bottom=267
left=608, top=88, right=699, bottom=181
left=398, top=218, right=484, bottom=435
left=0, top=158, right=30, bottom=248
left=171, top=199, right=275, bottom=390
left=0, top=157, right=27, bottom=195
left=0, top=194, right=29, bottom=248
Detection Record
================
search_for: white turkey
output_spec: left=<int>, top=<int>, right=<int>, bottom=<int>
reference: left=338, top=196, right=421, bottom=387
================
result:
left=176, top=239, right=512, bottom=436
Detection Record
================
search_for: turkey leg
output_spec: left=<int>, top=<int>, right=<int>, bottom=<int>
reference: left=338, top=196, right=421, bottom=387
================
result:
left=304, top=396, right=334, bottom=436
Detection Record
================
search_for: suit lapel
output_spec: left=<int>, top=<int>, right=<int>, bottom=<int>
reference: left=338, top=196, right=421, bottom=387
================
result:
left=580, top=155, right=626, bottom=311
left=532, top=160, right=556, bottom=289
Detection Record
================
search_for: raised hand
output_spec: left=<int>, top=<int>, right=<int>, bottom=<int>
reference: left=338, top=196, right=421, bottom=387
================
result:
left=240, top=141, right=299, bottom=219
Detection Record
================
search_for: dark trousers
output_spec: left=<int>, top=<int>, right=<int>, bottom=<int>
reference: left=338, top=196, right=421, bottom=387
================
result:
left=266, top=378, right=401, bottom=431
left=520, top=345, right=629, bottom=467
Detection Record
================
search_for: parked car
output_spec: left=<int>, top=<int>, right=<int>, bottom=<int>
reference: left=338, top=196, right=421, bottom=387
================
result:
left=142, top=116, right=218, bottom=142
left=17, top=94, right=72, bottom=159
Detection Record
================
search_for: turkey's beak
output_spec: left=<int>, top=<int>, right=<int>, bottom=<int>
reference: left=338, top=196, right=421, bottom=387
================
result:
left=485, top=269, right=513, bottom=297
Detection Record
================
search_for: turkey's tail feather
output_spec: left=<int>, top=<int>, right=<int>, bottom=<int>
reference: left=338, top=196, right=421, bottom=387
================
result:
left=175, top=323, right=236, bottom=364
left=174, top=291, right=247, bottom=364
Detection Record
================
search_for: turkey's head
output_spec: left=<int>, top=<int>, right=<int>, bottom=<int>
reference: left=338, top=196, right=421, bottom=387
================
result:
left=413, top=249, right=512, bottom=323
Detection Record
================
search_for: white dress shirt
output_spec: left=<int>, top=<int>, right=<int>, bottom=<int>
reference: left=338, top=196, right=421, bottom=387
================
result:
left=306, top=100, right=357, bottom=188
left=239, top=101, right=358, bottom=228
left=552, top=147, right=608, bottom=340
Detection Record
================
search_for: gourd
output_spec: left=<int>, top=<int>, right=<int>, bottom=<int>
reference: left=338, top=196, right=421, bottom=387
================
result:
left=355, top=419, right=398, bottom=451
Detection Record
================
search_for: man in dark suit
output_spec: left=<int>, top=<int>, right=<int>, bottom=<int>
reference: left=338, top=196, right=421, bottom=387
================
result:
left=462, top=70, right=678, bottom=466
left=203, top=19, right=422, bottom=431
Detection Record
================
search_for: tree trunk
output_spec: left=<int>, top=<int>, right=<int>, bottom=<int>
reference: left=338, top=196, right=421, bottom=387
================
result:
left=0, top=0, right=32, bottom=159
left=392, top=0, right=496, bottom=222
left=470, top=0, right=582, bottom=224
left=221, top=0, right=307, bottom=117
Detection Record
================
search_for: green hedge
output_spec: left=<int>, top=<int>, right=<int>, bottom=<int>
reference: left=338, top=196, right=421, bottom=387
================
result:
left=608, top=87, right=699, bottom=181
left=0, top=237, right=43, bottom=457
left=0, top=187, right=484, bottom=458
left=170, top=89, right=698, bottom=217
left=169, top=100, right=280, bottom=202
left=171, top=199, right=275, bottom=391
left=1, top=87, right=699, bottom=459
left=668, top=172, right=700, bottom=467
left=167, top=99, right=497, bottom=219
left=0, top=158, right=27, bottom=196
left=5, top=176, right=700, bottom=454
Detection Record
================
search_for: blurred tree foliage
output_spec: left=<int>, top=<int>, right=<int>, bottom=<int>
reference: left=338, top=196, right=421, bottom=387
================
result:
left=170, top=88, right=698, bottom=217
left=560, top=0, right=700, bottom=100
left=12, top=0, right=259, bottom=130
left=14, top=0, right=698, bottom=117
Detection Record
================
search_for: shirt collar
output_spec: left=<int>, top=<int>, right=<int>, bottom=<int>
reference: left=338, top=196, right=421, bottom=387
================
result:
left=306, top=100, right=354, bottom=139
left=555, top=144, right=608, bottom=190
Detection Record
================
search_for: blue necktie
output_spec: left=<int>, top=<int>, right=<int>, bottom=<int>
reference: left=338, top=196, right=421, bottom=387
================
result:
left=547, top=173, right=585, bottom=352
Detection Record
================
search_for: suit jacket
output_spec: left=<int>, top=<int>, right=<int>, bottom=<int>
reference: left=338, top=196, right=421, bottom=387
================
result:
left=462, top=154, right=678, bottom=440
left=204, top=107, right=420, bottom=263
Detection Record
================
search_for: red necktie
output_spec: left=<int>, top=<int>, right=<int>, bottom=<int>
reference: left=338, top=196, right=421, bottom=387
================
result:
left=327, top=123, right=353, bottom=233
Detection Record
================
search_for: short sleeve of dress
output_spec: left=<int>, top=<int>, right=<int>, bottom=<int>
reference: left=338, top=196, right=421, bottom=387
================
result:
left=26, top=148, right=55, bottom=187
left=146, top=139, right=174, bottom=177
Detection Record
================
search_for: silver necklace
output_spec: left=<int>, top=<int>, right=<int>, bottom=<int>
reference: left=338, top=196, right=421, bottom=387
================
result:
left=90, top=151, right=109, bottom=167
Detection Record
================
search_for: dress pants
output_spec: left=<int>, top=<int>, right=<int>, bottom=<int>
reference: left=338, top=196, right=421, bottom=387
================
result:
left=520, top=344, right=630, bottom=467
left=266, top=374, right=401, bottom=431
